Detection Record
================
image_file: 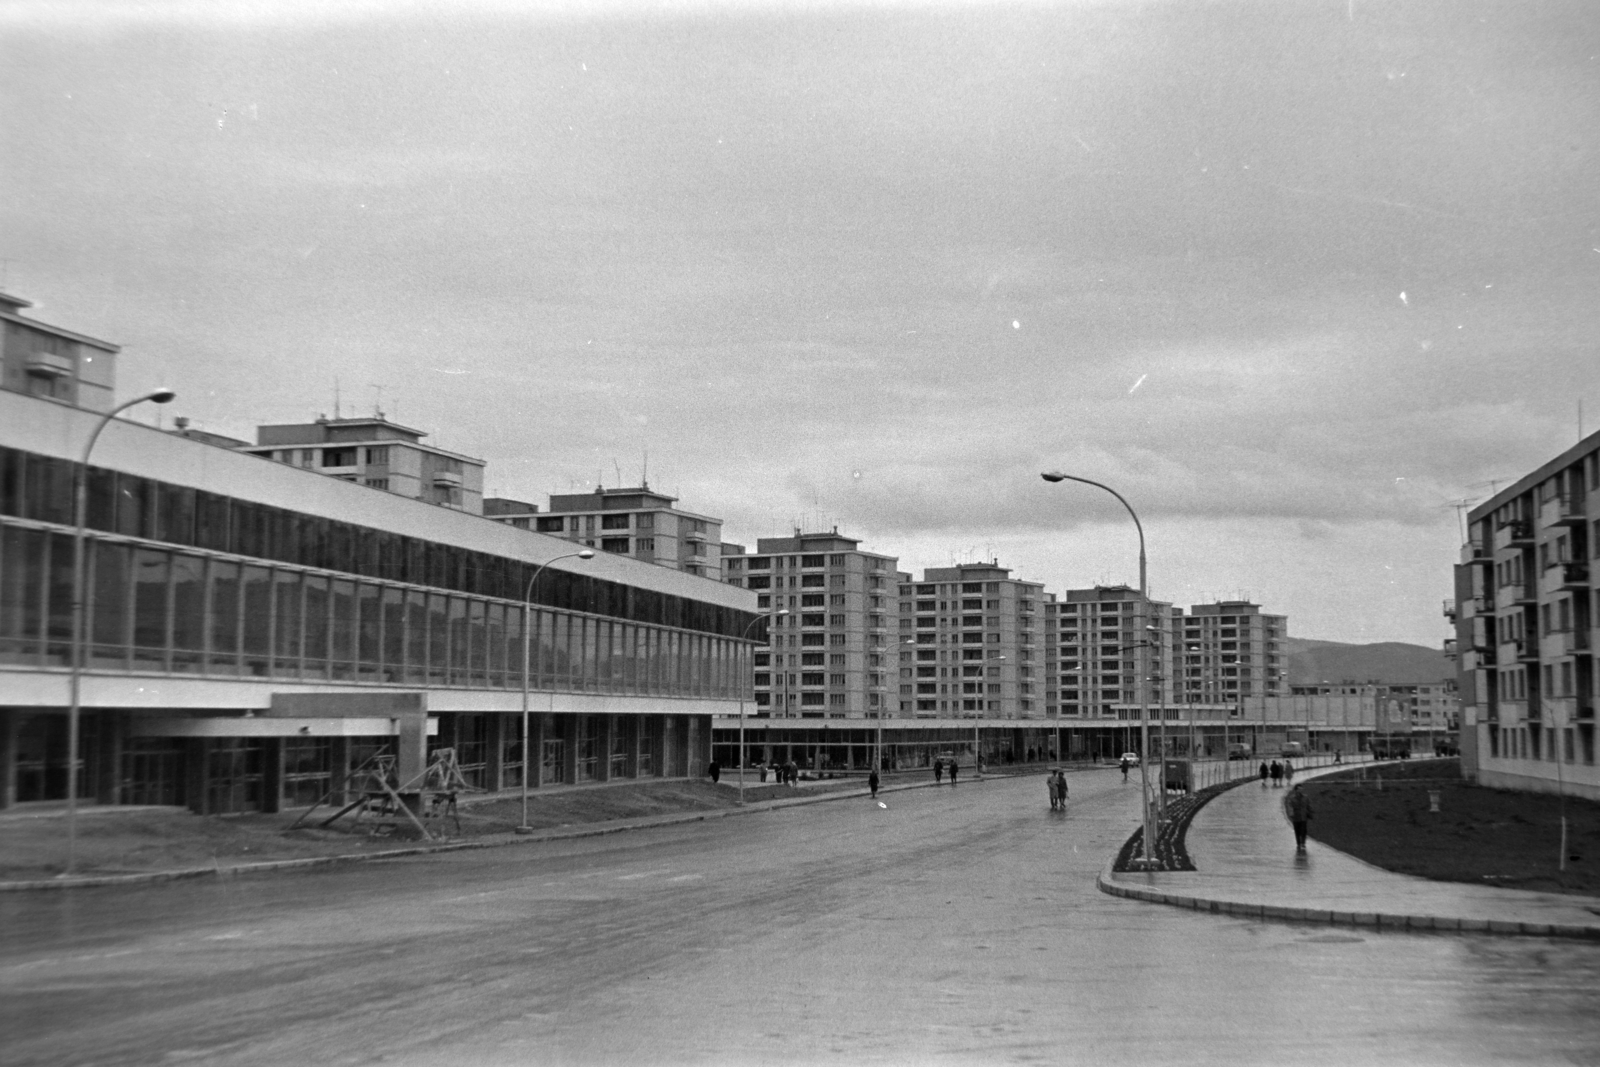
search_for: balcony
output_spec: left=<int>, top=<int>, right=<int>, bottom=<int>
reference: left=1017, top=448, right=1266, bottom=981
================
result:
left=1552, top=493, right=1589, bottom=527
left=1558, top=628, right=1592, bottom=654
left=1443, top=598, right=1457, bottom=622
left=1473, top=592, right=1496, bottom=613
left=1495, top=519, right=1534, bottom=550
left=25, top=350, right=75, bottom=378
left=1562, top=561, right=1591, bottom=589
left=1443, top=638, right=1458, bottom=662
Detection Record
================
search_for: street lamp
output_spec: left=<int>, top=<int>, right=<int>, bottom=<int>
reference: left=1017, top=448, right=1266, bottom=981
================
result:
left=66, top=387, right=176, bottom=875
left=738, top=608, right=788, bottom=804
left=517, top=548, right=595, bottom=834
left=1042, top=470, right=1156, bottom=868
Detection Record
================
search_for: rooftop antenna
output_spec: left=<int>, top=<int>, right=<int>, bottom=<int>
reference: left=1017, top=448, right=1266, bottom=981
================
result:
left=369, top=383, right=385, bottom=419
left=613, top=459, right=623, bottom=486
left=334, top=377, right=342, bottom=420
left=641, top=448, right=649, bottom=489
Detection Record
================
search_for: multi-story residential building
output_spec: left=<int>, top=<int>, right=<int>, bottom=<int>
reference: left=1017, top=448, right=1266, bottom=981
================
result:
left=723, top=530, right=897, bottom=718
left=1289, top=681, right=1459, bottom=737
left=1052, top=585, right=1180, bottom=720
left=1177, top=601, right=1288, bottom=702
left=1, top=290, right=119, bottom=411
left=482, top=496, right=541, bottom=529
left=240, top=414, right=486, bottom=514
left=530, top=486, right=722, bottom=578
left=1454, top=429, right=1600, bottom=799
left=896, top=562, right=1047, bottom=720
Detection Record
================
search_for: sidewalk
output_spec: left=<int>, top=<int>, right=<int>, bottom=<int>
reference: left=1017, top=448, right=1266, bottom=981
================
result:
left=1100, top=763, right=1600, bottom=939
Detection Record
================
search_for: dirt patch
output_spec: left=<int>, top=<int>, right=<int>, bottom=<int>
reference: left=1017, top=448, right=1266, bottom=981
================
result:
left=0, top=778, right=857, bottom=882
left=1302, top=759, right=1600, bottom=897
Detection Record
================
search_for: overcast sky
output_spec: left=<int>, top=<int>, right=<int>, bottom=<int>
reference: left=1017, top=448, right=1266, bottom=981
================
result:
left=4, top=0, right=1597, bottom=647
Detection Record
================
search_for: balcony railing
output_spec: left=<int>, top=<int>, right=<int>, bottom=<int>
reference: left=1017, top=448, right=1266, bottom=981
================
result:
left=1443, top=598, right=1457, bottom=622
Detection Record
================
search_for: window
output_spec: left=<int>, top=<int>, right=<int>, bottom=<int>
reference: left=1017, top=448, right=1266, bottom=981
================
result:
left=802, top=613, right=825, bottom=626
left=802, top=575, right=825, bottom=588
left=802, top=652, right=825, bottom=665
left=363, top=478, right=389, bottom=490
left=746, top=575, right=771, bottom=590
left=636, top=538, right=654, bottom=552
left=802, top=672, right=825, bottom=685
left=601, top=537, right=629, bottom=554
left=831, top=614, right=846, bottom=625
left=364, top=447, right=390, bottom=465
left=802, top=594, right=825, bottom=607
left=601, top=513, right=629, bottom=530
left=536, top=516, right=564, bottom=533
left=321, top=448, right=356, bottom=467
left=748, top=557, right=771, bottom=569
left=830, top=673, right=846, bottom=685
left=831, top=653, right=846, bottom=665
left=802, top=555, right=825, bottom=567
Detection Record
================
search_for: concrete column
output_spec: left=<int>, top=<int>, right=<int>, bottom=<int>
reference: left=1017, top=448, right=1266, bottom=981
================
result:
left=531, top=713, right=547, bottom=789
left=186, top=738, right=207, bottom=814
left=261, top=737, right=284, bottom=815
left=328, top=737, right=352, bottom=804
left=485, top=713, right=505, bottom=793
left=564, top=715, right=579, bottom=785
left=95, top=711, right=123, bottom=805
left=597, top=715, right=614, bottom=781
left=0, top=709, right=17, bottom=810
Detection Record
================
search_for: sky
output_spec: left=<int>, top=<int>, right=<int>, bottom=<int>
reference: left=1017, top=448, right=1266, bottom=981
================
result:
left=3, top=0, right=1598, bottom=647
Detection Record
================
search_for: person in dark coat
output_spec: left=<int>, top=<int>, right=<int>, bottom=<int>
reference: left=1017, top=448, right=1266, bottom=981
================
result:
left=1259, top=761, right=1270, bottom=787
left=868, top=768, right=880, bottom=799
left=1120, top=756, right=1131, bottom=782
left=708, top=759, right=721, bottom=784
left=1055, top=770, right=1069, bottom=810
left=934, top=759, right=944, bottom=784
left=1284, top=785, right=1313, bottom=851
left=1047, top=773, right=1060, bottom=810
left=1270, top=760, right=1283, bottom=787
left=948, top=759, right=959, bottom=786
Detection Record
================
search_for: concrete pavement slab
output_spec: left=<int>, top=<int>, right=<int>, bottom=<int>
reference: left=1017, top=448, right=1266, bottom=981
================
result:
left=1100, top=762, right=1600, bottom=938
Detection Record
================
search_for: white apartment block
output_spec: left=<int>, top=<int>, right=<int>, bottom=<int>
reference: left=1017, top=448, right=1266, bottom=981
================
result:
left=529, top=487, right=722, bottom=578
left=723, top=530, right=897, bottom=718
left=1051, top=585, right=1180, bottom=720
left=897, top=563, right=1048, bottom=720
left=1, top=290, right=119, bottom=412
left=1455, top=428, right=1600, bottom=799
left=242, top=415, right=486, bottom=514
left=1178, top=601, right=1288, bottom=702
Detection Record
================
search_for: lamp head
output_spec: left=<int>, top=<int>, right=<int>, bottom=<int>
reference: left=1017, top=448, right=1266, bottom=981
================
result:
left=774, top=608, right=790, bottom=616
left=1041, top=471, right=1067, bottom=483
left=576, top=549, right=595, bottom=559
left=147, top=388, right=177, bottom=404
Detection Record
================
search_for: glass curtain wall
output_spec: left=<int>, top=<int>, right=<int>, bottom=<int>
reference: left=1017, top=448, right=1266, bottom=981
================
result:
left=0, top=518, right=744, bottom=700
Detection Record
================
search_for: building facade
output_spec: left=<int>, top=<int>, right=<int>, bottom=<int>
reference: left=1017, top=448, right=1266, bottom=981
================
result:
left=1, top=291, right=119, bottom=413
left=1454, top=430, right=1600, bottom=800
left=1051, top=585, right=1180, bottom=720
left=722, top=530, right=897, bottom=719
left=530, top=487, right=723, bottom=578
left=896, top=562, right=1047, bottom=720
left=240, top=415, right=486, bottom=515
left=1177, top=600, right=1288, bottom=703
left=0, top=385, right=760, bottom=814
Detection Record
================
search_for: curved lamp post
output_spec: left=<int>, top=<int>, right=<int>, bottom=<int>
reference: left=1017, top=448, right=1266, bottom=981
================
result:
left=1041, top=470, right=1156, bottom=868
left=67, top=388, right=176, bottom=875
left=737, top=608, right=788, bottom=804
left=517, top=548, right=594, bottom=833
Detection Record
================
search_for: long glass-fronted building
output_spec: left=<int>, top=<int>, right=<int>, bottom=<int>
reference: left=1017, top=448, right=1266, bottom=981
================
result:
left=0, top=387, right=762, bottom=814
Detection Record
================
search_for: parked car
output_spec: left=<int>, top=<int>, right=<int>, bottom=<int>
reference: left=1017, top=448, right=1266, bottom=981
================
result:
left=1118, top=752, right=1141, bottom=767
left=1226, top=743, right=1252, bottom=760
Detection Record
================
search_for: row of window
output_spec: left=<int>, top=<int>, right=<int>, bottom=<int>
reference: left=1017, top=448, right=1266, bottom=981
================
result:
left=0, top=521, right=748, bottom=698
left=0, top=447, right=756, bottom=640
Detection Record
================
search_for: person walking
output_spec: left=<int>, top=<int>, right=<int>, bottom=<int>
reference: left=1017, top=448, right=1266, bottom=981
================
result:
left=1055, top=770, right=1069, bottom=811
left=1259, top=761, right=1270, bottom=787
left=1120, top=755, right=1131, bottom=782
left=868, top=768, right=880, bottom=800
left=1282, top=758, right=1294, bottom=783
left=1284, top=785, right=1313, bottom=852
left=708, top=759, right=721, bottom=784
left=1269, top=760, right=1283, bottom=787
left=934, top=759, right=944, bottom=784
left=1047, top=772, right=1059, bottom=810
left=948, top=759, right=960, bottom=786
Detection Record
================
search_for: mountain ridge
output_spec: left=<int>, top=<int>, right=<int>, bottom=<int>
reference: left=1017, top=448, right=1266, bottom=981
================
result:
left=1284, top=637, right=1454, bottom=686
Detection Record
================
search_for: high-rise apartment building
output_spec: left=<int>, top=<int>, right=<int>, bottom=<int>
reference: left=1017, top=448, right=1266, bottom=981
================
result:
left=896, top=562, right=1047, bottom=719
left=1454, top=429, right=1599, bottom=799
left=723, top=530, right=897, bottom=717
left=1177, top=601, right=1287, bottom=702
left=530, top=486, right=722, bottom=578
left=241, top=415, right=486, bottom=514
left=1051, top=585, right=1180, bottom=719
left=1, top=290, right=119, bottom=412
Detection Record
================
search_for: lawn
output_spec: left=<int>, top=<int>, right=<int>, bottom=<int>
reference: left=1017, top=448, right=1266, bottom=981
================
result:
left=1301, top=759, right=1600, bottom=898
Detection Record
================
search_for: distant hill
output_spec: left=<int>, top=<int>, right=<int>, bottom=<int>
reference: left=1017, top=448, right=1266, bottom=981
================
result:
left=1284, top=637, right=1454, bottom=686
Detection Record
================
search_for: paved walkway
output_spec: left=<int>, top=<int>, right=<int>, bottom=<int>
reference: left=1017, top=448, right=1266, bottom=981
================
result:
left=1101, top=762, right=1600, bottom=939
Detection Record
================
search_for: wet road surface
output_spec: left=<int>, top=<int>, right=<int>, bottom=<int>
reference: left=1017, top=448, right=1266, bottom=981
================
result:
left=4, top=771, right=1599, bottom=1066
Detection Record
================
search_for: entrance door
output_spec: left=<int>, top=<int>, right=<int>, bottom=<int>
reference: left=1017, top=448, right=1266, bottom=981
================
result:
left=542, top=738, right=565, bottom=785
left=205, top=739, right=264, bottom=814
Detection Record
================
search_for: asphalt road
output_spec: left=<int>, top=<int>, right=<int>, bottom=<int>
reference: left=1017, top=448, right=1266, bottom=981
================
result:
left=4, top=770, right=1600, bottom=1067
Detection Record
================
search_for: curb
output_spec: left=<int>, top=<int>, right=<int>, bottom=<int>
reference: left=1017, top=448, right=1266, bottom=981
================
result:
left=1095, top=866, right=1600, bottom=941
left=0, top=773, right=965, bottom=893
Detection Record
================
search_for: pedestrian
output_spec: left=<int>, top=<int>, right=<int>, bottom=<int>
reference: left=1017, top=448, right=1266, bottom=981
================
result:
left=1259, top=761, right=1270, bottom=787
left=934, top=759, right=944, bottom=784
left=1055, top=770, right=1069, bottom=810
left=1120, top=755, right=1131, bottom=782
left=759, top=762, right=769, bottom=783
left=948, top=759, right=959, bottom=786
left=708, top=759, right=721, bottom=784
left=1334, top=751, right=1343, bottom=765
left=1270, top=760, right=1283, bottom=787
left=868, top=768, right=880, bottom=799
left=1283, top=759, right=1294, bottom=783
left=1047, top=772, right=1059, bottom=810
left=1284, top=785, right=1313, bottom=852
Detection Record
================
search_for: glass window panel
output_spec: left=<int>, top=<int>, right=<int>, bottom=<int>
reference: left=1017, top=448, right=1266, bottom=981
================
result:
left=485, top=602, right=507, bottom=688
left=381, top=586, right=407, bottom=682
left=358, top=583, right=383, bottom=680
left=0, top=525, right=46, bottom=664
left=89, top=539, right=130, bottom=668
left=241, top=565, right=272, bottom=676
left=330, top=579, right=355, bottom=680
left=547, top=611, right=570, bottom=688
left=302, top=574, right=329, bottom=680
left=272, top=570, right=302, bottom=677
left=45, top=531, right=73, bottom=666
left=593, top=619, right=611, bottom=692
left=170, top=554, right=205, bottom=671
left=427, top=593, right=449, bottom=683
left=405, top=590, right=428, bottom=684
left=209, top=560, right=240, bottom=675
left=156, top=484, right=196, bottom=547
left=579, top=617, right=597, bottom=692
left=132, top=548, right=170, bottom=668
left=447, top=596, right=469, bottom=686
